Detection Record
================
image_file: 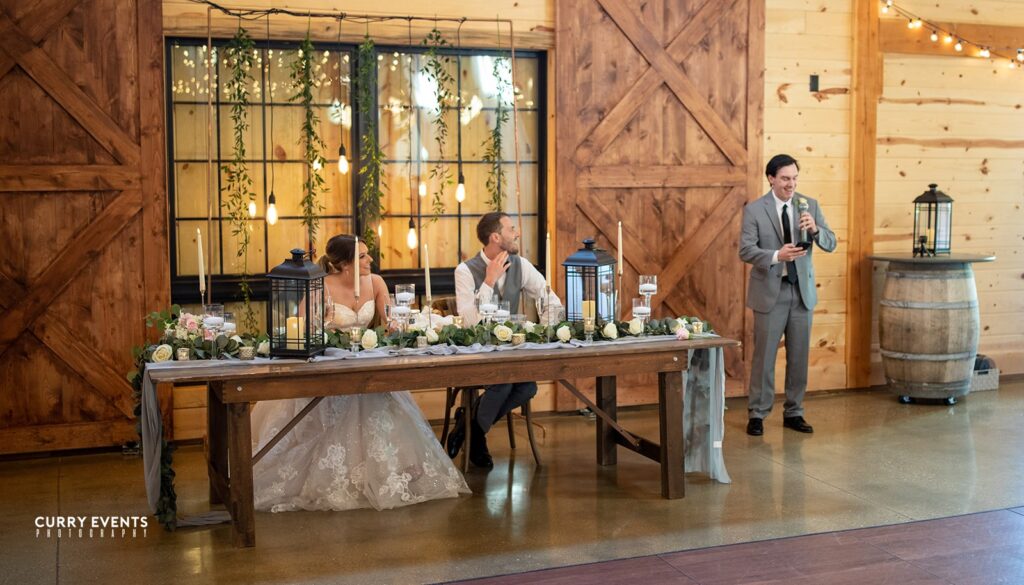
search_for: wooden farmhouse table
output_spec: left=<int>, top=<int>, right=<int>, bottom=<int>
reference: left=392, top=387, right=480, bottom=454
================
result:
left=148, top=336, right=740, bottom=547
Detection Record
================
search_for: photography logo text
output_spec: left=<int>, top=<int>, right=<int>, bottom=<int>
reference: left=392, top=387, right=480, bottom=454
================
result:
left=35, top=516, right=148, bottom=539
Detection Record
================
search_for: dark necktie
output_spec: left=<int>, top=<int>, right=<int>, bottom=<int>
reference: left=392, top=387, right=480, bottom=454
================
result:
left=781, top=204, right=797, bottom=284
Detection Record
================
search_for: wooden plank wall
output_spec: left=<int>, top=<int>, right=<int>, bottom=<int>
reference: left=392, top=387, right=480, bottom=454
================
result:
left=872, top=1, right=1024, bottom=381
left=762, top=0, right=854, bottom=394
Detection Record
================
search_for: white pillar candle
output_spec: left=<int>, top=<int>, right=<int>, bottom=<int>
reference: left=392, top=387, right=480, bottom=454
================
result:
left=617, top=221, right=623, bottom=276
left=353, top=235, right=360, bottom=298
left=197, top=228, right=206, bottom=295
left=423, top=243, right=432, bottom=302
left=286, top=316, right=305, bottom=349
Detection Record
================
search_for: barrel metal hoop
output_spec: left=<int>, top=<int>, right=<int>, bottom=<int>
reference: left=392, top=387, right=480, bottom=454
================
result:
left=879, top=300, right=978, bottom=310
left=880, top=349, right=975, bottom=361
left=886, top=271, right=972, bottom=280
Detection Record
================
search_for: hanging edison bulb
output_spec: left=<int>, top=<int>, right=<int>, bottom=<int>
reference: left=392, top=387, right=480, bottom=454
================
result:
left=267, top=191, right=279, bottom=225
left=406, top=218, right=417, bottom=249
left=337, top=144, right=349, bottom=174
left=455, top=169, right=466, bottom=203
left=247, top=197, right=257, bottom=218
left=418, top=180, right=427, bottom=198
left=312, top=157, right=323, bottom=172
left=377, top=223, right=383, bottom=239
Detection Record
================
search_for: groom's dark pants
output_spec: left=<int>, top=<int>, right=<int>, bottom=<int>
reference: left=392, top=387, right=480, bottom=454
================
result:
left=475, top=382, right=537, bottom=432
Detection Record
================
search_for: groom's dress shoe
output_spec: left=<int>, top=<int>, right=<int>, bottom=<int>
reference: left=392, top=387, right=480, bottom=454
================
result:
left=446, top=407, right=466, bottom=458
left=783, top=416, right=814, bottom=433
left=469, top=418, right=493, bottom=469
left=746, top=418, right=763, bottom=436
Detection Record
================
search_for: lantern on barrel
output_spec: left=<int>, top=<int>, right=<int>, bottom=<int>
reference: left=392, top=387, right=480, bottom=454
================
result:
left=267, top=249, right=327, bottom=358
left=562, top=238, right=617, bottom=324
left=913, top=183, right=953, bottom=257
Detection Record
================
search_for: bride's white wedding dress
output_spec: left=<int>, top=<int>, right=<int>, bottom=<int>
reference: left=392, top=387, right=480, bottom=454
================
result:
left=251, top=300, right=470, bottom=512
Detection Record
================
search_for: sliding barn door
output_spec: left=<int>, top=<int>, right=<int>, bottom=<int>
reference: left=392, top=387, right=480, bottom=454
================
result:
left=556, top=0, right=764, bottom=402
left=0, top=0, right=167, bottom=453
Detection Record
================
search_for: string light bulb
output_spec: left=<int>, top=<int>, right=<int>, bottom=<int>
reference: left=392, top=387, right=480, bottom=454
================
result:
left=337, top=144, right=349, bottom=174
left=406, top=218, right=417, bottom=249
left=1017, top=49, right=1023, bottom=62
left=1008, top=60, right=1017, bottom=69
left=418, top=180, right=427, bottom=197
left=944, top=34, right=953, bottom=44
left=930, top=31, right=938, bottom=42
left=247, top=198, right=257, bottom=218
left=266, top=191, right=279, bottom=225
left=312, top=157, right=322, bottom=172
left=907, top=19, right=914, bottom=29
left=954, top=40, right=963, bottom=52
left=377, top=223, right=383, bottom=239
left=979, top=47, right=991, bottom=58
left=881, top=3, right=889, bottom=14
left=455, top=170, right=466, bottom=203
left=913, top=19, right=922, bottom=29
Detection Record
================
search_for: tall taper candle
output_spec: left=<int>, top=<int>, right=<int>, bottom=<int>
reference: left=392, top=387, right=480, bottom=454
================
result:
left=545, top=231, right=552, bottom=288
left=423, top=243, right=432, bottom=302
left=197, top=228, right=206, bottom=295
left=617, top=221, right=623, bottom=276
left=353, top=235, right=360, bottom=298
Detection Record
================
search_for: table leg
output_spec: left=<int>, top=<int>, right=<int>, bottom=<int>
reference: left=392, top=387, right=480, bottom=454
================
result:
left=227, top=401, right=255, bottom=547
left=207, top=383, right=227, bottom=505
left=596, top=375, right=617, bottom=466
left=659, top=371, right=685, bottom=499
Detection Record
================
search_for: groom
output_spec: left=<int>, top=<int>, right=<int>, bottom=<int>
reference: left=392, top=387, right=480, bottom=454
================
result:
left=448, top=212, right=560, bottom=468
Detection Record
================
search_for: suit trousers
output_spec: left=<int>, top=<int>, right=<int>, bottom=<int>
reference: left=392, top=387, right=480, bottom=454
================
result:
left=475, top=382, right=538, bottom=433
left=748, top=279, right=812, bottom=419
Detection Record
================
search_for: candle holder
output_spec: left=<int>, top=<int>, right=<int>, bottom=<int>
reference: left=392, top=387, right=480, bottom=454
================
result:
left=583, top=316, right=596, bottom=343
left=176, top=347, right=190, bottom=361
left=692, top=321, right=704, bottom=335
left=452, top=315, right=464, bottom=329
left=632, top=297, right=651, bottom=337
left=349, top=327, right=362, bottom=353
left=639, top=275, right=658, bottom=306
left=238, top=346, right=255, bottom=360
left=511, top=332, right=525, bottom=346
left=415, top=335, right=428, bottom=349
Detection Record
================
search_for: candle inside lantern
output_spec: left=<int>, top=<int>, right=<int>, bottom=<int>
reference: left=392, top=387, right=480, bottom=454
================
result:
left=582, top=300, right=595, bottom=320
left=353, top=236, right=360, bottom=298
left=286, top=316, right=305, bottom=349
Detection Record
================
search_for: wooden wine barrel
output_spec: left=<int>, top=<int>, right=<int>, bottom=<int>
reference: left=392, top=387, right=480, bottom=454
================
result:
left=873, top=255, right=993, bottom=401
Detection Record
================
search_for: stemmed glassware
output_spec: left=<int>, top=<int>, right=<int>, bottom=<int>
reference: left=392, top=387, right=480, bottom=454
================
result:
left=632, top=297, right=651, bottom=336
left=477, top=293, right=498, bottom=344
left=639, top=275, right=658, bottom=303
left=393, top=284, right=415, bottom=334
left=494, top=301, right=511, bottom=324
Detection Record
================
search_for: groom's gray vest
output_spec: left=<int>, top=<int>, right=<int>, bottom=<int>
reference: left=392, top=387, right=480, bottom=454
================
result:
left=464, top=254, right=523, bottom=314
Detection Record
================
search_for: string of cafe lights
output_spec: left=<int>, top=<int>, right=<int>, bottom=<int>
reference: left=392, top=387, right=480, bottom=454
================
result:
left=880, top=0, right=1024, bottom=69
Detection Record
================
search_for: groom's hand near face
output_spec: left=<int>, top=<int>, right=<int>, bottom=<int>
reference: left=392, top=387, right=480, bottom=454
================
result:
left=484, top=251, right=510, bottom=288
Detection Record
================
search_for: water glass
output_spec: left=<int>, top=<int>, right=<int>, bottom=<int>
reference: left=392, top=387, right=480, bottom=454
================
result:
left=494, top=301, right=511, bottom=323
left=222, top=311, right=237, bottom=335
left=477, top=293, right=499, bottom=322
left=632, top=297, right=651, bottom=335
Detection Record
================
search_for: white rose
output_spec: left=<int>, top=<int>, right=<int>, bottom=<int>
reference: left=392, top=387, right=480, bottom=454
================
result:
left=494, top=325, right=513, bottom=343
left=425, top=328, right=439, bottom=344
left=407, top=321, right=422, bottom=333
left=256, top=340, right=270, bottom=356
left=676, top=327, right=690, bottom=340
left=602, top=322, right=618, bottom=340
left=668, top=319, right=683, bottom=333
left=523, top=321, right=536, bottom=335
left=628, top=318, right=644, bottom=335
left=175, top=326, right=188, bottom=340
left=151, top=344, right=173, bottom=363
left=361, top=329, right=378, bottom=350
left=556, top=325, right=572, bottom=342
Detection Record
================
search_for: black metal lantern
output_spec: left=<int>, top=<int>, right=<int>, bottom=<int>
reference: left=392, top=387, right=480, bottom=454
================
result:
left=913, top=183, right=953, bottom=256
left=562, top=238, right=617, bottom=323
left=267, top=248, right=327, bottom=358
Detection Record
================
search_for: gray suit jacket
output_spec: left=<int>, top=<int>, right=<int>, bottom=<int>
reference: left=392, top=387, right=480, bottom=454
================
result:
left=739, top=191, right=837, bottom=313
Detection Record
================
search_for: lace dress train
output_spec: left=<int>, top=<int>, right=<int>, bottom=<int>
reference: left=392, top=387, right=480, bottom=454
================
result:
left=251, top=301, right=470, bottom=512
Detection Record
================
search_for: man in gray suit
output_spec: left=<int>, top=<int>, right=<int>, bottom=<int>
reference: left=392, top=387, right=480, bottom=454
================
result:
left=739, top=154, right=837, bottom=436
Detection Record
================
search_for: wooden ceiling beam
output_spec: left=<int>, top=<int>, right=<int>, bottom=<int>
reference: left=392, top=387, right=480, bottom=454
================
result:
left=880, top=19, right=1024, bottom=57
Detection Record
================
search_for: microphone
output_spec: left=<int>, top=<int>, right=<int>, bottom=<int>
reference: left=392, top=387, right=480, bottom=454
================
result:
left=797, top=197, right=811, bottom=249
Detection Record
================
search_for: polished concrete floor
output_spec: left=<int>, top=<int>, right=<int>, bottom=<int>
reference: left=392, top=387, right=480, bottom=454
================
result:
left=2, top=381, right=1023, bottom=585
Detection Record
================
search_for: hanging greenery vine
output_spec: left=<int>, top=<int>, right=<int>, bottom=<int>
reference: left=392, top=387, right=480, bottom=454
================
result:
left=356, top=35, right=385, bottom=250
left=422, top=28, right=454, bottom=222
left=289, top=33, right=327, bottom=251
left=223, top=27, right=258, bottom=332
left=482, top=54, right=511, bottom=211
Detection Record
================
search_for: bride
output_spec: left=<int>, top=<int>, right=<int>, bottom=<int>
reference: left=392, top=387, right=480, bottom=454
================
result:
left=250, top=235, right=470, bottom=512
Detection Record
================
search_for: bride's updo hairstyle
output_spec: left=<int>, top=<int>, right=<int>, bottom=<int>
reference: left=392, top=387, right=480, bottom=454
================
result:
left=318, top=234, right=358, bottom=274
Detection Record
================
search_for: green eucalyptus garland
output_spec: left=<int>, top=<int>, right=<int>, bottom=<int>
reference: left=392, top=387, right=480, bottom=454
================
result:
left=356, top=36, right=385, bottom=250
left=422, top=29, right=454, bottom=222
left=223, top=28, right=258, bottom=333
left=289, top=34, right=328, bottom=250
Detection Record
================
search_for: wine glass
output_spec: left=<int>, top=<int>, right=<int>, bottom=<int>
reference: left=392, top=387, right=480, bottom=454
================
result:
left=202, top=303, right=225, bottom=341
left=222, top=311, right=237, bottom=336
left=477, top=293, right=498, bottom=324
left=395, top=283, right=416, bottom=307
left=632, top=297, right=651, bottom=336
